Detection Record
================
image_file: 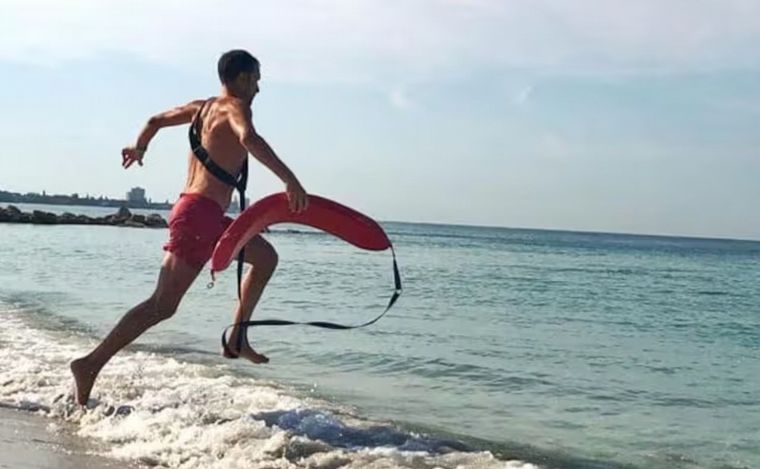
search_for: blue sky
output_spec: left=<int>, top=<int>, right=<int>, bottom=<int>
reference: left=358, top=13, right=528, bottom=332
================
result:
left=1, top=0, right=759, bottom=239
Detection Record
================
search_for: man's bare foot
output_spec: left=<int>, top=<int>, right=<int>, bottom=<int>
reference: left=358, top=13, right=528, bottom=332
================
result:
left=222, top=333, right=269, bottom=364
left=70, top=357, right=100, bottom=406
left=237, top=345, right=269, bottom=364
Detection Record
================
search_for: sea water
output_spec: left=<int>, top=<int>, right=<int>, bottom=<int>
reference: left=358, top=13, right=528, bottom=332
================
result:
left=0, top=203, right=758, bottom=468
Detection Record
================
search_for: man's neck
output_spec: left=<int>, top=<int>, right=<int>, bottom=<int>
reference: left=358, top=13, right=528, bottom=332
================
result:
left=220, top=86, right=252, bottom=106
left=221, top=86, right=240, bottom=99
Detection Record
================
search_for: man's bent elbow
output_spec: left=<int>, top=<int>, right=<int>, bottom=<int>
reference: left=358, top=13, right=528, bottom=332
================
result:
left=146, top=115, right=164, bottom=129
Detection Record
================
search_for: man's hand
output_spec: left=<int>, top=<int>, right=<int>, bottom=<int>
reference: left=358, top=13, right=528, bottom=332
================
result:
left=122, top=146, right=146, bottom=169
left=287, top=180, right=309, bottom=213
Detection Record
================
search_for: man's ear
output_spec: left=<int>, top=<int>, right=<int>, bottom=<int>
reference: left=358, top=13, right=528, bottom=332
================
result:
left=233, top=73, right=248, bottom=90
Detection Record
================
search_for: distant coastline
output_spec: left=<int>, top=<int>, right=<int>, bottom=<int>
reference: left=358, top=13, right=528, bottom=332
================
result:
left=0, top=189, right=172, bottom=210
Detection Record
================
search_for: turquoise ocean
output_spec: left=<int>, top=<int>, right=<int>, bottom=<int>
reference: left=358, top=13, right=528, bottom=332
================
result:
left=0, top=202, right=758, bottom=469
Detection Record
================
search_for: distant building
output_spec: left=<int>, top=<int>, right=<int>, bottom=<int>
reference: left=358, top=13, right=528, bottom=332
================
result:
left=126, top=187, right=147, bottom=204
left=0, top=186, right=172, bottom=210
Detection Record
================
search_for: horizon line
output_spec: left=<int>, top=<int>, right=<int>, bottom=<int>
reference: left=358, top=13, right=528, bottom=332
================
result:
left=3, top=199, right=759, bottom=245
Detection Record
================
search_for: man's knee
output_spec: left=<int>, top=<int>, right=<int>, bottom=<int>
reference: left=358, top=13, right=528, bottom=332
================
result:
left=250, top=241, right=278, bottom=277
left=258, top=244, right=278, bottom=276
left=147, top=294, right=179, bottom=321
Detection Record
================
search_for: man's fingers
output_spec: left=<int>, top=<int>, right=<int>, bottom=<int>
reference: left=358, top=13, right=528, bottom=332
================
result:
left=122, top=151, right=144, bottom=170
left=286, top=187, right=308, bottom=213
left=122, top=149, right=134, bottom=169
left=296, top=193, right=308, bottom=213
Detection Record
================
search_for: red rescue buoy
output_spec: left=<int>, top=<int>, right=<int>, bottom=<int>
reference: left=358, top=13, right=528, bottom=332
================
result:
left=211, top=193, right=393, bottom=274
left=210, top=193, right=402, bottom=350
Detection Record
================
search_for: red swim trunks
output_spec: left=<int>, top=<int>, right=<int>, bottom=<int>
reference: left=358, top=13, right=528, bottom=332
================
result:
left=163, top=193, right=233, bottom=269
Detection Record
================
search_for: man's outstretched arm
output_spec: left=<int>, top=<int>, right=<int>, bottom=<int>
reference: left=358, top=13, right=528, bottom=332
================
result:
left=123, top=100, right=205, bottom=169
left=228, top=100, right=309, bottom=213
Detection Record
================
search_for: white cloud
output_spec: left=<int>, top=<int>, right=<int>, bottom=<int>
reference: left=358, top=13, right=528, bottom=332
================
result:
left=513, top=85, right=534, bottom=106
left=389, top=86, right=413, bottom=109
left=1, top=0, right=759, bottom=83
left=536, top=131, right=571, bottom=159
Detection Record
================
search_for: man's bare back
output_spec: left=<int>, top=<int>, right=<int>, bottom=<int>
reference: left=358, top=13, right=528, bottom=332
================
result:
left=183, top=96, right=250, bottom=210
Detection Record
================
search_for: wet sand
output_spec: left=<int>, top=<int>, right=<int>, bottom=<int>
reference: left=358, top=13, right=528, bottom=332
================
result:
left=0, top=407, right=135, bottom=469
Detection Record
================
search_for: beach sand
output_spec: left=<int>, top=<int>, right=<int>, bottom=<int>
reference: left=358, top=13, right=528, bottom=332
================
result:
left=0, top=407, right=134, bottom=469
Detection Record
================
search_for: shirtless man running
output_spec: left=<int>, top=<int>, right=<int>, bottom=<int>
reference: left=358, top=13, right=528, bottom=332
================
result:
left=70, top=49, right=308, bottom=406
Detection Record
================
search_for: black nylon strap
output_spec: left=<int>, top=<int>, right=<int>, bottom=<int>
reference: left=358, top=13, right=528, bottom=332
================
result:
left=235, top=177, right=247, bottom=299
left=221, top=247, right=402, bottom=357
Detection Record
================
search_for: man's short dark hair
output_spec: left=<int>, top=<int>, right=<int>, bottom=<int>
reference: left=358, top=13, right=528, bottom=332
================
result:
left=218, top=50, right=259, bottom=84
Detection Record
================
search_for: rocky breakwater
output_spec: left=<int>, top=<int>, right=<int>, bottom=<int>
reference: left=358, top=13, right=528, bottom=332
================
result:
left=0, top=205, right=168, bottom=228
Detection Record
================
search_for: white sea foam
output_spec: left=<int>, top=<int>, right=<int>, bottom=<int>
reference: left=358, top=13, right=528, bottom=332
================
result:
left=0, top=305, right=540, bottom=469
